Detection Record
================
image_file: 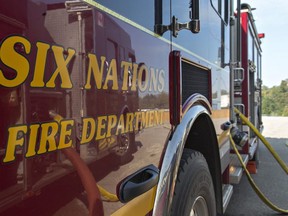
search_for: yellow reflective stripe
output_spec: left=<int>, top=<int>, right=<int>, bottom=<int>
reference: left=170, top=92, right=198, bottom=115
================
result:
left=111, top=187, right=156, bottom=216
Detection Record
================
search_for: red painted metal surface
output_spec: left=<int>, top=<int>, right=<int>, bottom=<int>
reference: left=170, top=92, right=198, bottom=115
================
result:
left=0, top=1, right=170, bottom=215
left=241, top=12, right=249, bottom=118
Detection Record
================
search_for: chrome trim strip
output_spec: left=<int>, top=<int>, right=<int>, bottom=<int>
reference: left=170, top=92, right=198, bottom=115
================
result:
left=182, top=93, right=212, bottom=117
left=153, top=104, right=211, bottom=216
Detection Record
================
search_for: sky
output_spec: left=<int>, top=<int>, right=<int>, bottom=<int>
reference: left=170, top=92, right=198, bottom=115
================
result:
left=240, top=0, right=288, bottom=87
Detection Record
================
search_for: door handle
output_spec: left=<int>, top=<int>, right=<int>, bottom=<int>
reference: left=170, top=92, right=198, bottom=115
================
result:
left=117, top=164, right=159, bottom=203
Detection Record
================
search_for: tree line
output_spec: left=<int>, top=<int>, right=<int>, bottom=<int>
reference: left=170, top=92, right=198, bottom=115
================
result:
left=138, top=82, right=288, bottom=116
left=262, top=79, right=288, bottom=116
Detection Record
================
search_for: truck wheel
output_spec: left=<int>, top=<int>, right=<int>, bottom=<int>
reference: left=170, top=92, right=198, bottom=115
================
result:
left=171, top=149, right=216, bottom=216
left=115, top=132, right=135, bottom=164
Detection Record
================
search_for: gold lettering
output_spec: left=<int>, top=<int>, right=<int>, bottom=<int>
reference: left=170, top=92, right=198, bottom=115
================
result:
left=30, top=42, right=50, bottom=87
left=138, top=64, right=149, bottom=92
left=158, top=69, right=165, bottom=92
left=96, top=116, right=107, bottom=140
left=107, top=115, right=117, bottom=137
left=160, top=110, right=164, bottom=124
left=149, top=68, right=158, bottom=92
left=103, top=59, right=118, bottom=90
left=140, top=111, right=148, bottom=129
left=81, top=118, right=96, bottom=144
left=3, top=110, right=166, bottom=162
left=3, top=125, right=27, bottom=162
left=148, top=111, right=154, bottom=127
left=116, top=114, right=125, bottom=135
left=58, top=120, right=74, bottom=149
left=131, top=63, right=138, bottom=91
left=26, top=124, right=40, bottom=157
left=154, top=111, right=160, bottom=125
left=0, top=36, right=31, bottom=87
left=121, top=61, right=132, bottom=91
left=85, top=54, right=106, bottom=89
left=125, top=113, right=134, bottom=133
left=37, top=122, right=58, bottom=154
left=46, top=46, right=75, bottom=88
left=134, top=112, right=141, bottom=131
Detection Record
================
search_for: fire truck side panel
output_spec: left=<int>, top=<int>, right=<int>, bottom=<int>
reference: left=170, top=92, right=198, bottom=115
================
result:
left=164, top=2, right=230, bottom=215
left=0, top=1, right=171, bottom=215
left=0, top=0, right=233, bottom=215
left=171, top=0, right=231, bottom=134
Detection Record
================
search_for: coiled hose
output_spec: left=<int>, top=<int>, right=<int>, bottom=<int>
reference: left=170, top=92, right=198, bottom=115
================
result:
left=230, top=107, right=288, bottom=214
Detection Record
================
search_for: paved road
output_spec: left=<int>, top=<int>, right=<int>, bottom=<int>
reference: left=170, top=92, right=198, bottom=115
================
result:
left=224, top=116, right=288, bottom=216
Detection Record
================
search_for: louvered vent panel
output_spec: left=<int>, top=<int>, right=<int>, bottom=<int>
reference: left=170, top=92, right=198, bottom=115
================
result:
left=182, top=61, right=210, bottom=104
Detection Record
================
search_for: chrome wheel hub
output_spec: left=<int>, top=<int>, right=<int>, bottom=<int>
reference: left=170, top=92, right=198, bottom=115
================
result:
left=190, top=196, right=209, bottom=216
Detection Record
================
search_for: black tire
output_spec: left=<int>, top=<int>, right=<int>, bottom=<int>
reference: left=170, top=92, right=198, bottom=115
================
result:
left=115, top=132, right=135, bottom=164
left=171, top=149, right=216, bottom=216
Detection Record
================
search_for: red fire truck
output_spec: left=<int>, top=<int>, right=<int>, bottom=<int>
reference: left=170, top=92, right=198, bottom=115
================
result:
left=0, top=0, right=263, bottom=215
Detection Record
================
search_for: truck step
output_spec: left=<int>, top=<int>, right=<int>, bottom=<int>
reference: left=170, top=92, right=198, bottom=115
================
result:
left=229, top=154, right=249, bottom=184
left=222, top=184, right=233, bottom=213
left=219, top=138, right=230, bottom=174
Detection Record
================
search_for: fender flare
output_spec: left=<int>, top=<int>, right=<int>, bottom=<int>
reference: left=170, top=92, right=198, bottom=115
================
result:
left=153, top=94, right=222, bottom=215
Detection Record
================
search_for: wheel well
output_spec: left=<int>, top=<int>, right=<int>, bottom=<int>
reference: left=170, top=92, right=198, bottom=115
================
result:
left=184, top=113, right=223, bottom=214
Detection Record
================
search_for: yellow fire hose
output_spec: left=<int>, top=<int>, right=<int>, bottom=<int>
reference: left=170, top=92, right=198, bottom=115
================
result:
left=51, top=111, right=119, bottom=203
left=230, top=107, right=288, bottom=214
left=98, top=185, right=119, bottom=202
